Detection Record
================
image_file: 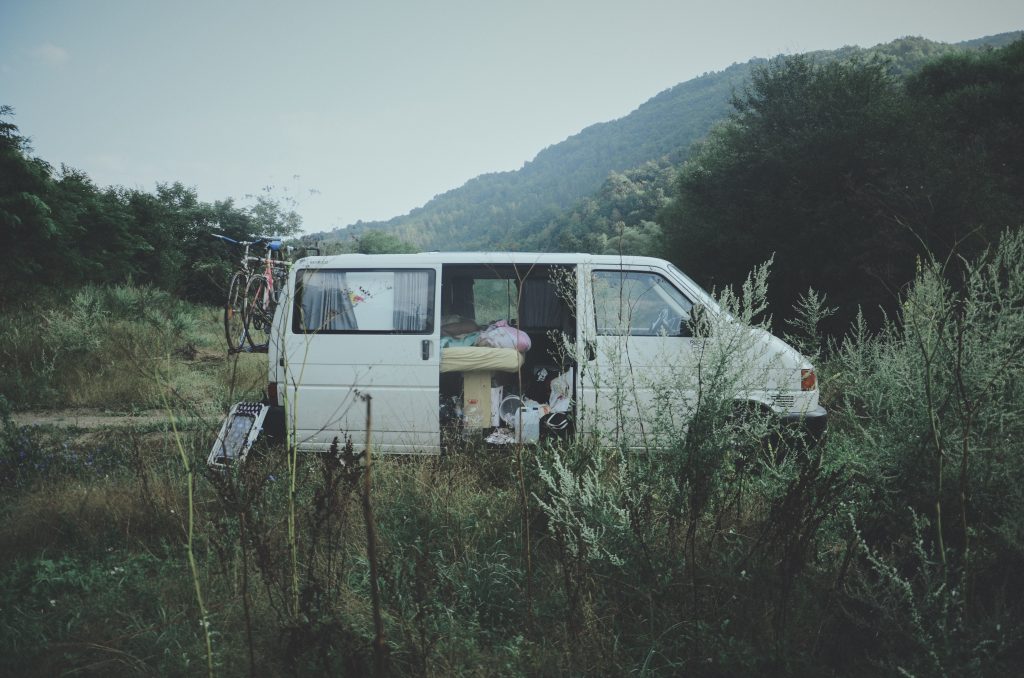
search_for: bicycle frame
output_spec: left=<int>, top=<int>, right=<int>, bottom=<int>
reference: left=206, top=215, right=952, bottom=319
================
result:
left=214, top=233, right=291, bottom=352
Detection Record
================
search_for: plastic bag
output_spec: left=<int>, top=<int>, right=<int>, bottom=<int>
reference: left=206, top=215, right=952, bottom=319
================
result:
left=548, top=369, right=572, bottom=413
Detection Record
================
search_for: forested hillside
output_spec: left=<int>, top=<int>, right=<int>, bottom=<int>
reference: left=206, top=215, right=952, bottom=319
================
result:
left=325, top=63, right=749, bottom=249
left=662, top=39, right=1024, bottom=332
left=316, top=32, right=1021, bottom=253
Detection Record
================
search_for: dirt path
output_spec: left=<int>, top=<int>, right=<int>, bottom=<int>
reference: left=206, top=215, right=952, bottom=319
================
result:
left=11, top=409, right=222, bottom=429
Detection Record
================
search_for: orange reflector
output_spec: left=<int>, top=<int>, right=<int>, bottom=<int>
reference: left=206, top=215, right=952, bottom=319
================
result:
left=801, top=369, right=817, bottom=391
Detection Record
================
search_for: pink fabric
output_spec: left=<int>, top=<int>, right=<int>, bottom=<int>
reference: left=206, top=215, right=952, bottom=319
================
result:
left=475, top=320, right=531, bottom=352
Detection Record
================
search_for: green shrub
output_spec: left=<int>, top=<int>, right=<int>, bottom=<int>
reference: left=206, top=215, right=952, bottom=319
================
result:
left=0, top=283, right=250, bottom=409
left=4, top=232, right=1024, bottom=675
left=820, top=228, right=1024, bottom=674
left=0, top=549, right=208, bottom=676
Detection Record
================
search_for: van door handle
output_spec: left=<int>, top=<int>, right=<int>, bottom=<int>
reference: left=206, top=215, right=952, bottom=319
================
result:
left=585, top=340, right=596, bottom=362
left=422, top=339, right=432, bottom=360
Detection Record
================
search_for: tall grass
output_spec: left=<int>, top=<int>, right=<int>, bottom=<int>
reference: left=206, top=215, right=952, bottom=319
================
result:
left=0, top=283, right=264, bottom=410
left=2, top=232, right=1024, bottom=674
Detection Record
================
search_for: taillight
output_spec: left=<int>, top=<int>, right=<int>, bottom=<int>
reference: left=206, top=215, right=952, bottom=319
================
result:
left=801, top=369, right=817, bottom=391
left=268, top=381, right=279, bottom=404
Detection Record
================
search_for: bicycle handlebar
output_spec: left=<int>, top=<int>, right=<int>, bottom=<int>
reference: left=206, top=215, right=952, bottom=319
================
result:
left=212, top=233, right=283, bottom=251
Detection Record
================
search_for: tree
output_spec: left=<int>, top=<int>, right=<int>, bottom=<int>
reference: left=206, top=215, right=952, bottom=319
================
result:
left=354, top=230, right=418, bottom=254
left=660, top=42, right=1024, bottom=333
left=525, top=161, right=677, bottom=255
left=0, top=106, right=59, bottom=303
left=662, top=55, right=908, bottom=331
left=0, top=104, right=311, bottom=306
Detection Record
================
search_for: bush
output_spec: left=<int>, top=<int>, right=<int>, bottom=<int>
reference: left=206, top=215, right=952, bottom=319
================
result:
left=4, top=231, right=1024, bottom=674
left=0, top=283, right=248, bottom=409
left=821, top=228, right=1024, bottom=673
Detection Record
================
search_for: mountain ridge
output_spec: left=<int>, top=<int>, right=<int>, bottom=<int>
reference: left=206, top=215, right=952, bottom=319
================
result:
left=312, top=31, right=1022, bottom=251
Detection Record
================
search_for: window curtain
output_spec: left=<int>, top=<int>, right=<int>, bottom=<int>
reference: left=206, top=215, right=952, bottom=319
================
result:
left=300, top=270, right=357, bottom=331
left=521, top=277, right=565, bottom=329
left=443, top=276, right=475, bottom=319
left=393, top=270, right=433, bottom=331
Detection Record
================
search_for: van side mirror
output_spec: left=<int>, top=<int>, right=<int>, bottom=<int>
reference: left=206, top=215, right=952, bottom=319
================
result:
left=681, top=304, right=712, bottom=338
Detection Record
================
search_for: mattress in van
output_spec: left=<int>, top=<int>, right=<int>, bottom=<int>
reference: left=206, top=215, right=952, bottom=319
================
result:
left=440, top=346, right=524, bottom=373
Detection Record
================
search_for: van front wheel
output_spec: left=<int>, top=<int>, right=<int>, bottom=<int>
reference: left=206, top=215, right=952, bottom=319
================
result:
left=726, top=402, right=779, bottom=469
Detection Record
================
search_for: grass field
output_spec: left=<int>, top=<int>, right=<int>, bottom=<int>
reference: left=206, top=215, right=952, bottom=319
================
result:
left=2, top=246, right=1024, bottom=677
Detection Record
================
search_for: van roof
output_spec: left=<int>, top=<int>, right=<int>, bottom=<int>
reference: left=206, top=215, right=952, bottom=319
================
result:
left=293, top=251, right=671, bottom=269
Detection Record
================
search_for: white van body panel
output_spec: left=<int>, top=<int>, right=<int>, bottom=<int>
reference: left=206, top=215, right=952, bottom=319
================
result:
left=271, top=260, right=442, bottom=453
left=267, top=252, right=824, bottom=454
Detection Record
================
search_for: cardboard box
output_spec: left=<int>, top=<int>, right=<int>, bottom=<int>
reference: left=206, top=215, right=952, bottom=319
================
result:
left=462, top=371, right=492, bottom=429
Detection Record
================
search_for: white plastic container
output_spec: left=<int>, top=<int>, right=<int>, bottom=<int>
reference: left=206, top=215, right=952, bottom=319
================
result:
left=515, top=406, right=541, bottom=443
left=499, top=394, right=524, bottom=426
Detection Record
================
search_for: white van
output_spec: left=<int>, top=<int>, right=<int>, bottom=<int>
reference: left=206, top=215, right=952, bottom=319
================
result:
left=263, top=252, right=826, bottom=454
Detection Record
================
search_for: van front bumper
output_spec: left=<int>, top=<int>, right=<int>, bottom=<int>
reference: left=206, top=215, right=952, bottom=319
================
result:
left=781, top=405, right=828, bottom=445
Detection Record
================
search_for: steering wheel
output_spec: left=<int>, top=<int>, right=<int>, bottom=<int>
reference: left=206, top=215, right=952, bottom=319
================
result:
left=650, top=308, right=682, bottom=336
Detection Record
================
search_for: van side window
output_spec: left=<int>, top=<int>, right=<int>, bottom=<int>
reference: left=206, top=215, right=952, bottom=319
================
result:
left=472, top=279, right=518, bottom=326
left=592, top=270, right=693, bottom=336
left=294, top=269, right=435, bottom=334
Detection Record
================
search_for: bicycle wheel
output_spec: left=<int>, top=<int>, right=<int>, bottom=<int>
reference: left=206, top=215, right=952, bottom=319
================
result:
left=244, top=274, right=273, bottom=351
left=224, top=271, right=248, bottom=353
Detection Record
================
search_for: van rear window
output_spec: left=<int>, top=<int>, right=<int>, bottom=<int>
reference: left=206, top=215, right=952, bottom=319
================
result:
left=293, top=268, right=435, bottom=334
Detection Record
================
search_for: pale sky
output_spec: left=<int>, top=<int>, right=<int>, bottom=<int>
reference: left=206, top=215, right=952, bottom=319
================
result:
left=2, top=1, right=1022, bottom=233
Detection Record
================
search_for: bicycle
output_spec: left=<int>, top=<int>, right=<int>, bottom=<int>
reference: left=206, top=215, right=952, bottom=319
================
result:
left=213, top=233, right=291, bottom=353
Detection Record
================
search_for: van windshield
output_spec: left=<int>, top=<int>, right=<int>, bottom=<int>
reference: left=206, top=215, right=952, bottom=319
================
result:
left=592, top=270, right=693, bottom=336
left=667, top=263, right=720, bottom=313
